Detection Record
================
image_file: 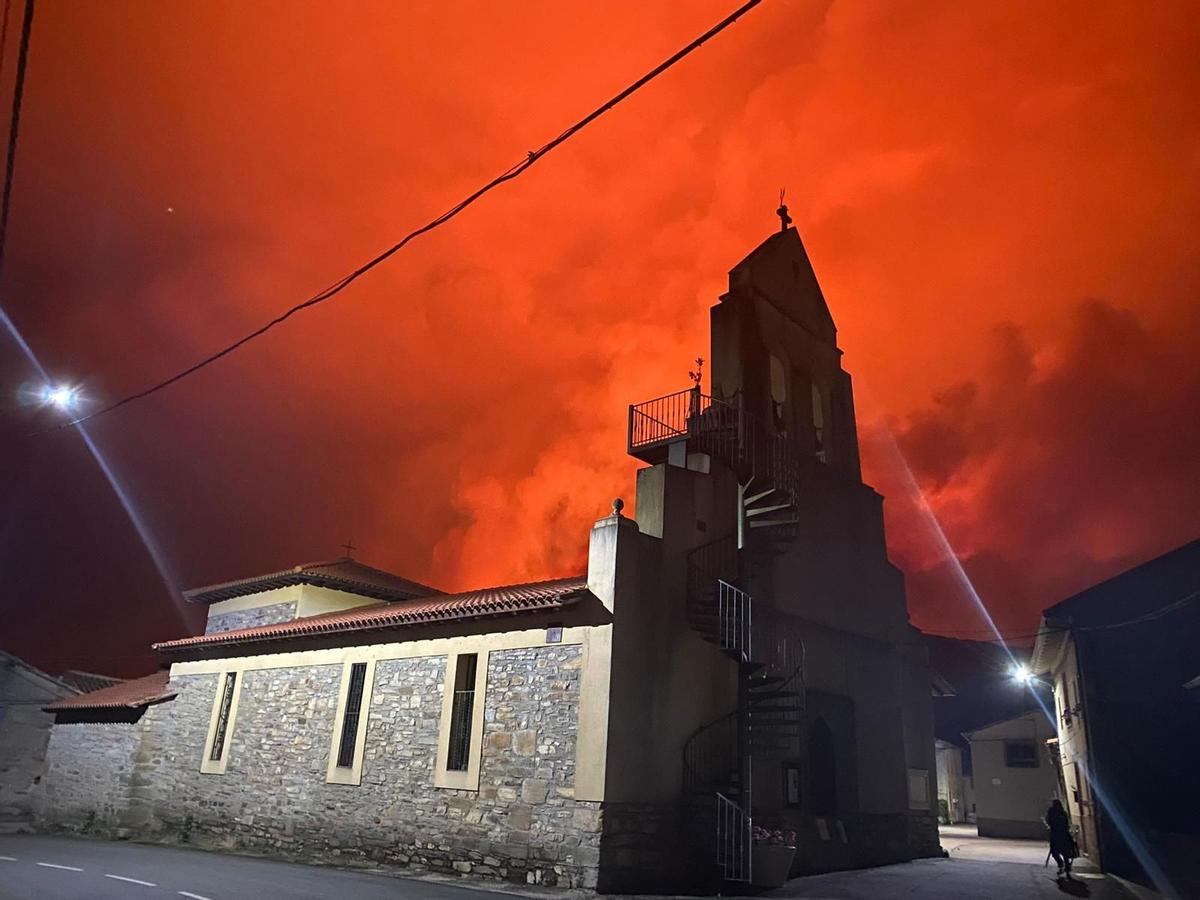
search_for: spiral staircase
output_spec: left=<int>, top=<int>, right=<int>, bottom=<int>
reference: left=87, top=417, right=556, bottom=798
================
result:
left=628, top=388, right=807, bottom=886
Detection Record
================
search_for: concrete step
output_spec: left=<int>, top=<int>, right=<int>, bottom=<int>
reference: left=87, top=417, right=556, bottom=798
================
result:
left=745, top=502, right=794, bottom=517
left=749, top=517, right=800, bottom=529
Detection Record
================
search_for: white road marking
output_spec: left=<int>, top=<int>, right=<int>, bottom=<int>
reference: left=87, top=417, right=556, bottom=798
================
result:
left=105, top=873, right=157, bottom=887
left=178, top=892, right=214, bottom=900
left=0, top=855, right=17, bottom=861
left=36, top=862, right=83, bottom=871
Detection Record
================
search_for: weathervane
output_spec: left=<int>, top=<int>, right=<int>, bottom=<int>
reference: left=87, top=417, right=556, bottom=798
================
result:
left=777, top=188, right=792, bottom=233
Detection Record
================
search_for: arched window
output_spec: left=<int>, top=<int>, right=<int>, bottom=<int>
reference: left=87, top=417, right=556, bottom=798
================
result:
left=769, top=355, right=788, bottom=433
left=811, top=383, right=826, bottom=462
left=808, top=717, right=837, bottom=815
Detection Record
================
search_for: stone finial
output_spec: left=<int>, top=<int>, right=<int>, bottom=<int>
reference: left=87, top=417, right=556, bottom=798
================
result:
left=611, top=498, right=625, bottom=517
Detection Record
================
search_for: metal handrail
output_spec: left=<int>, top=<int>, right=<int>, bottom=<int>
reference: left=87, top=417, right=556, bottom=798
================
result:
left=681, top=643, right=805, bottom=794
left=715, top=791, right=752, bottom=883
left=682, top=711, right=737, bottom=795
left=717, top=579, right=751, bottom=662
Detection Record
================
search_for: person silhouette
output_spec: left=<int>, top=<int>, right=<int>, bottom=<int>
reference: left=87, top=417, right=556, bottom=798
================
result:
left=1046, top=798, right=1075, bottom=878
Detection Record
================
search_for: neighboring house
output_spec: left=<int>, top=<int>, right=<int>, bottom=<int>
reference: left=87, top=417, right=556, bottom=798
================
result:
left=1032, top=540, right=1200, bottom=896
left=926, top=636, right=1037, bottom=831
left=34, top=221, right=940, bottom=892
left=935, top=739, right=971, bottom=824
left=0, top=651, right=76, bottom=832
left=964, top=710, right=1059, bottom=839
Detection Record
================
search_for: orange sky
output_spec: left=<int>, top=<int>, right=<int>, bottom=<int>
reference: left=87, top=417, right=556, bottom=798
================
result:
left=2, top=1, right=1198, bottom=673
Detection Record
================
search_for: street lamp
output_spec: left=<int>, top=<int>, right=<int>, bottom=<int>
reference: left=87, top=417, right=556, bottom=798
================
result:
left=1012, top=664, right=1034, bottom=685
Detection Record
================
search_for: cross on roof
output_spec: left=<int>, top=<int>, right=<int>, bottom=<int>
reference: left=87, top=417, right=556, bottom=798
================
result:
left=341, top=540, right=357, bottom=557
left=777, top=187, right=792, bottom=232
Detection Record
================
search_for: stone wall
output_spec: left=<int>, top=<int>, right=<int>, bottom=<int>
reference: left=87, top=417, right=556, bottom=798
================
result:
left=204, top=601, right=297, bottom=634
left=40, top=644, right=600, bottom=888
left=0, top=705, right=55, bottom=830
left=597, top=801, right=689, bottom=893
left=847, top=811, right=941, bottom=868
left=39, top=723, right=142, bottom=834
left=1, top=660, right=72, bottom=831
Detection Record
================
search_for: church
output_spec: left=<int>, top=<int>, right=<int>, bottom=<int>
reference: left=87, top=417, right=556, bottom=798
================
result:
left=36, top=219, right=940, bottom=892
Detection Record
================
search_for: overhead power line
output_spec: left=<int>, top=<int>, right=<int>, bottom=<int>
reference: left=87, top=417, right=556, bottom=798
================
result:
left=0, top=0, right=14, bottom=78
left=0, top=0, right=33, bottom=289
left=1075, top=589, right=1197, bottom=631
left=921, top=589, right=1199, bottom=644
left=48, top=0, right=766, bottom=432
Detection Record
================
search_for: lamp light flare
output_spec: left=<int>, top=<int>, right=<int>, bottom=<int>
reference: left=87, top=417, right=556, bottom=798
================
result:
left=2, top=305, right=183, bottom=617
left=878, top=423, right=1181, bottom=898
left=41, top=383, right=80, bottom=411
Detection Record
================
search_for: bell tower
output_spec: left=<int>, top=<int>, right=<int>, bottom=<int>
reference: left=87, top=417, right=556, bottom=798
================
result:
left=709, top=213, right=862, bottom=482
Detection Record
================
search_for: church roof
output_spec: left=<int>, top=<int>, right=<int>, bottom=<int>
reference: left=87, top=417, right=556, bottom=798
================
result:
left=183, top=556, right=439, bottom=605
left=44, top=671, right=175, bottom=712
left=155, top=575, right=590, bottom=654
left=729, top=225, right=793, bottom=273
left=726, top=226, right=837, bottom=345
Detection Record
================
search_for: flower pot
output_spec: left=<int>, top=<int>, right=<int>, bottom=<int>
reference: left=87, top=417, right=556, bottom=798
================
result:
left=751, top=844, right=796, bottom=887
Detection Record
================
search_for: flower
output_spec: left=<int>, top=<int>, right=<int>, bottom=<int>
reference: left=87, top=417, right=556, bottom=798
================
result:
left=752, top=825, right=798, bottom=848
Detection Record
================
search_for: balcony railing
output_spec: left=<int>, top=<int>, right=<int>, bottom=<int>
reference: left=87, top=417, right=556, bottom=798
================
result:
left=628, top=387, right=720, bottom=453
left=627, top=387, right=800, bottom=522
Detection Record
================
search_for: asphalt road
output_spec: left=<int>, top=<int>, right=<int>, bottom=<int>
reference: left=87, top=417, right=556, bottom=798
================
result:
left=0, top=835, right=509, bottom=900
left=0, top=832, right=1143, bottom=900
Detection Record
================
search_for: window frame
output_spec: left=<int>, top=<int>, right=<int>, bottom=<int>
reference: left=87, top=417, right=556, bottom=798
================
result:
left=325, top=657, right=376, bottom=786
left=200, top=669, right=242, bottom=774
left=434, top=651, right=489, bottom=790
left=1004, top=739, right=1039, bottom=768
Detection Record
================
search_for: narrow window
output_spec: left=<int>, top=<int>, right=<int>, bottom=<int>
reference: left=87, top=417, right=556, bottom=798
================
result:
left=336, top=662, right=368, bottom=768
left=811, top=383, right=826, bottom=461
left=210, top=672, right=237, bottom=761
left=447, top=654, right=478, bottom=772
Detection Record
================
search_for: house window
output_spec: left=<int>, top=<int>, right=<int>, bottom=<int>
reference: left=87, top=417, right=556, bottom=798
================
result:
left=1005, top=740, right=1038, bottom=768
left=435, top=650, right=489, bottom=790
left=210, top=672, right=237, bottom=761
left=447, top=654, right=478, bottom=772
left=336, top=662, right=368, bottom=768
left=325, top=658, right=376, bottom=786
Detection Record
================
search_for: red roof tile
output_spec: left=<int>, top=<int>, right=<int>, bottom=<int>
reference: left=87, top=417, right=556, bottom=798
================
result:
left=59, top=670, right=124, bottom=694
left=155, top=576, right=590, bottom=654
left=183, top=557, right=440, bottom=605
left=45, top=672, right=175, bottom=711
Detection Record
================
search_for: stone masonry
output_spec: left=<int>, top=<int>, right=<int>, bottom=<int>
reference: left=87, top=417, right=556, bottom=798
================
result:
left=204, top=601, right=297, bottom=634
left=40, top=723, right=141, bottom=833
left=37, top=644, right=601, bottom=888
